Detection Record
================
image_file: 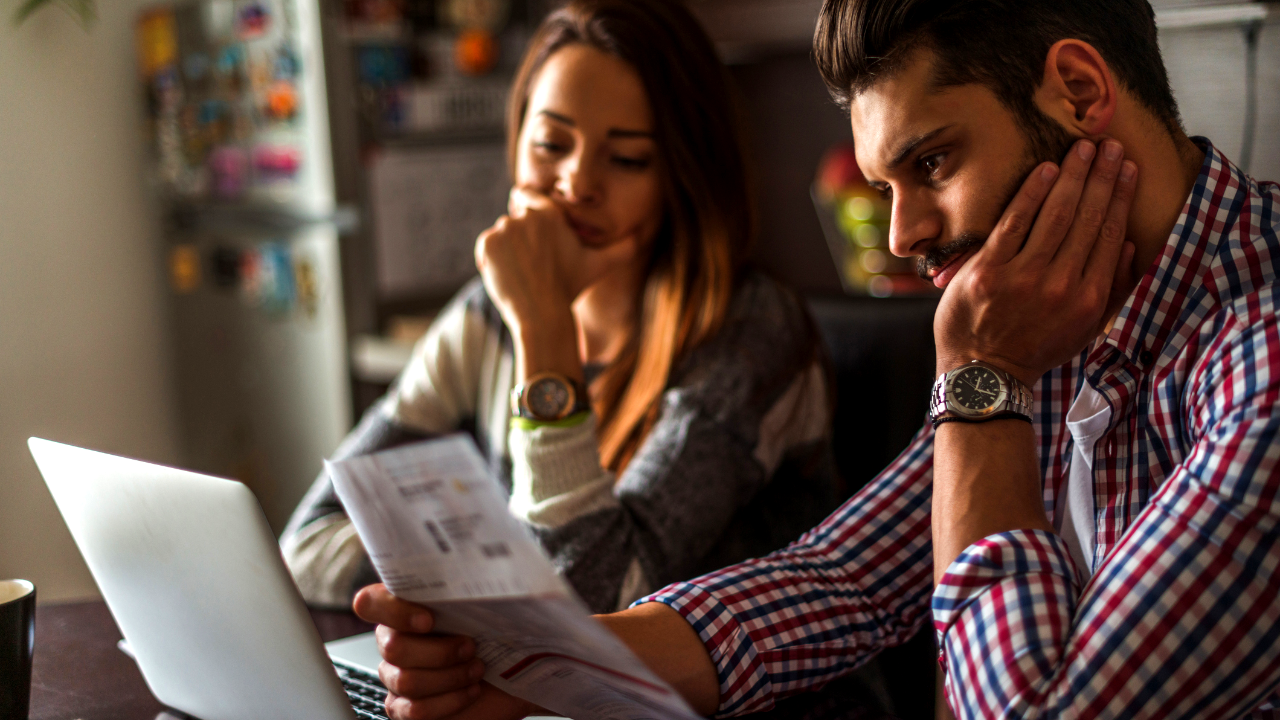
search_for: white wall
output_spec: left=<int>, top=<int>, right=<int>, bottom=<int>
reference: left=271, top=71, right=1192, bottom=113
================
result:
left=1160, top=19, right=1280, bottom=182
left=0, top=2, right=181, bottom=602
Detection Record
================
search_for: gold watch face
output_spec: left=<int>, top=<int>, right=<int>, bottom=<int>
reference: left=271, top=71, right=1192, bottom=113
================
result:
left=526, top=376, right=571, bottom=419
left=952, top=366, right=1002, bottom=413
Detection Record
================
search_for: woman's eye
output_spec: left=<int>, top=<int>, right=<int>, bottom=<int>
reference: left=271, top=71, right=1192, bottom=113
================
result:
left=612, top=155, right=651, bottom=170
left=533, top=141, right=568, bottom=154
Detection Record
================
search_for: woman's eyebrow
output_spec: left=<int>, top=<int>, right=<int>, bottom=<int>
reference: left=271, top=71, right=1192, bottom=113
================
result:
left=538, top=109, right=576, bottom=126
left=535, top=110, right=652, bottom=139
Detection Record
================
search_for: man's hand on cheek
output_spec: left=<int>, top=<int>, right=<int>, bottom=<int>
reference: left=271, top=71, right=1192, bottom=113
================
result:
left=934, top=139, right=1139, bottom=385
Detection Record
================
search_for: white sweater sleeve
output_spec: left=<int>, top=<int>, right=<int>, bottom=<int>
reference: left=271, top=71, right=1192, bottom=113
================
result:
left=506, top=415, right=620, bottom=528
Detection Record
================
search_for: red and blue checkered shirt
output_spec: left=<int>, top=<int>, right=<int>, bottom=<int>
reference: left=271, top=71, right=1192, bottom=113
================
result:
left=639, top=139, right=1280, bottom=719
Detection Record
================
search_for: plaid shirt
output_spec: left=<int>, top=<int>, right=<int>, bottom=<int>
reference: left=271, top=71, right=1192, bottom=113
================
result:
left=639, top=139, right=1280, bottom=719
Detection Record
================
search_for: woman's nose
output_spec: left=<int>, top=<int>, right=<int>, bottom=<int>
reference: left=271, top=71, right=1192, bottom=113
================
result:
left=556, top=155, right=600, bottom=204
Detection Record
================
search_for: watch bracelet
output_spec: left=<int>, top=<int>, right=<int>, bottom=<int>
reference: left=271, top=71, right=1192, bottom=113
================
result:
left=931, top=411, right=1034, bottom=429
left=929, top=362, right=1034, bottom=421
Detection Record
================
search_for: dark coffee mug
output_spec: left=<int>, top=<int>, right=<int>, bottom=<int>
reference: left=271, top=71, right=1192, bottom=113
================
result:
left=0, top=580, right=36, bottom=720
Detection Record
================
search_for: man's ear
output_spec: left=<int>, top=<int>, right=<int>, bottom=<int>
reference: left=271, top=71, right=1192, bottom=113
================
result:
left=1035, top=39, right=1117, bottom=136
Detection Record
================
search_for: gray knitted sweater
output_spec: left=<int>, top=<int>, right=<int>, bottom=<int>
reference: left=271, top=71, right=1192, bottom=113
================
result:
left=281, top=270, right=838, bottom=614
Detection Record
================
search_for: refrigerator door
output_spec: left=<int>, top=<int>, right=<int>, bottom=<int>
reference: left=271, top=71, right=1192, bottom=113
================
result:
left=167, top=223, right=350, bottom=532
left=141, top=0, right=352, bottom=533
left=137, top=0, right=335, bottom=216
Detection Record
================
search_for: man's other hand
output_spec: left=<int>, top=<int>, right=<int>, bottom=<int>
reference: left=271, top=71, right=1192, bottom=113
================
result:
left=935, top=138, right=1139, bottom=384
left=352, top=584, right=535, bottom=720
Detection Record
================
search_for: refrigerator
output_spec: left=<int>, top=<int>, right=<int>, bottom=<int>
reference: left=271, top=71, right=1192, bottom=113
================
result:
left=135, top=0, right=352, bottom=532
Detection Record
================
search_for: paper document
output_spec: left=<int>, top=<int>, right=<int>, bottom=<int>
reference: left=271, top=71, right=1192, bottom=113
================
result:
left=327, top=435, right=701, bottom=720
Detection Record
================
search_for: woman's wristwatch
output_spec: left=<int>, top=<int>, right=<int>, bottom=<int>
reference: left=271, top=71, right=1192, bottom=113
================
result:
left=511, top=372, right=590, bottom=422
left=929, top=360, right=1034, bottom=427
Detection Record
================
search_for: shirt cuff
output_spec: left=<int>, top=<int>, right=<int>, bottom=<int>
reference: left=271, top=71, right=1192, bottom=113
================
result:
left=932, top=528, right=1083, bottom=640
left=635, top=583, right=771, bottom=718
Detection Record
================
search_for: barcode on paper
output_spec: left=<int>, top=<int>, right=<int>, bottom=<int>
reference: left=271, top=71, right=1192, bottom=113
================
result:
left=480, top=542, right=510, bottom=559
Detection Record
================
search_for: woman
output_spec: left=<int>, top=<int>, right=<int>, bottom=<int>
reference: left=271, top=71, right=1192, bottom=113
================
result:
left=281, top=0, right=837, bottom=615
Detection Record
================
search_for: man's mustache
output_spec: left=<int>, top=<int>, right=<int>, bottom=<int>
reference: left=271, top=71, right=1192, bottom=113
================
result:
left=916, top=232, right=985, bottom=281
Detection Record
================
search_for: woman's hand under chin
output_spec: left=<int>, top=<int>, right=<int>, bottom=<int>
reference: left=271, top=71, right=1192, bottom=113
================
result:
left=474, top=188, right=640, bottom=339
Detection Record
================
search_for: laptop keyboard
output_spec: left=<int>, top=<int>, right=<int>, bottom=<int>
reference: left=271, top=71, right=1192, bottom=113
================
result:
left=333, top=659, right=390, bottom=720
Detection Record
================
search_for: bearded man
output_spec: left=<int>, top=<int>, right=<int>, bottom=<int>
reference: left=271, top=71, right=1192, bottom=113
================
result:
left=355, top=1, right=1280, bottom=717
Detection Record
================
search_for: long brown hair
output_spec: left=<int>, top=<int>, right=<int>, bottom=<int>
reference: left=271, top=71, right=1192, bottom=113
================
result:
left=507, top=0, right=753, bottom=473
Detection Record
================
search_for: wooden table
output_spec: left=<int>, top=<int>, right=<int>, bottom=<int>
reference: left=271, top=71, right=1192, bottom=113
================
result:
left=29, top=601, right=373, bottom=720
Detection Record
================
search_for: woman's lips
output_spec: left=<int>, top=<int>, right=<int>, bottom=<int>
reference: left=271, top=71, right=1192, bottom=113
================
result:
left=930, top=250, right=976, bottom=290
left=565, top=215, right=607, bottom=245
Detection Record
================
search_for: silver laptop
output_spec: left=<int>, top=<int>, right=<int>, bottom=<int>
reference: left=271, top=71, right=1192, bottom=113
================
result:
left=28, top=437, right=387, bottom=720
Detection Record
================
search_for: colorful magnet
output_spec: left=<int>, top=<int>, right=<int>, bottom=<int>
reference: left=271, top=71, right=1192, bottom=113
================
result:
left=454, top=28, right=497, bottom=76
left=209, top=146, right=249, bottom=198
left=253, top=145, right=302, bottom=180
left=264, top=81, right=299, bottom=121
left=169, top=244, right=202, bottom=294
left=247, top=51, right=274, bottom=93
left=273, top=45, right=300, bottom=79
left=236, top=2, right=272, bottom=39
left=252, top=242, right=296, bottom=315
left=442, top=0, right=508, bottom=31
left=211, top=246, right=242, bottom=289
left=216, top=44, right=246, bottom=77
left=136, top=9, right=178, bottom=79
left=356, top=45, right=409, bottom=87
left=293, top=255, right=318, bottom=318
left=364, top=0, right=404, bottom=24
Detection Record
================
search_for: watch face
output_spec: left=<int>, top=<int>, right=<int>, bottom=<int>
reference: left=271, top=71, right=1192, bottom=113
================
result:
left=951, top=366, right=1003, bottom=414
left=527, top=376, right=571, bottom=419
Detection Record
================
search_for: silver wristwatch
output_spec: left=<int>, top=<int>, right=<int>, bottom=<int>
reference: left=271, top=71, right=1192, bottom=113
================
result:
left=929, top=361, right=1034, bottom=426
left=511, top=372, right=589, bottom=422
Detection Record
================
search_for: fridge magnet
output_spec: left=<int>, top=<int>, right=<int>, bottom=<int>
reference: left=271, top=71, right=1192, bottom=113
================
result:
left=253, top=144, right=302, bottom=180
left=169, top=244, right=202, bottom=294
left=442, top=0, right=507, bottom=31
left=211, top=246, right=243, bottom=289
left=136, top=9, right=178, bottom=79
left=209, top=146, right=249, bottom=198
left=363, top=0, right=403, bottom=24
left=453, top=28, right=497, bottom=76
left=236, top=2, right=271, bottom=39
left=356, top=45, right=409, bottom=87
left=265, top=80, right=299, bottom=121
left=239, top=246, right=263, bottom=302
left=212, top=43, right=244, bottom=80
left=273, top=45, right=301, bottom=80
left=293, top=255, right=319, bottom=318
left=255, top=243, right=296, bottom=316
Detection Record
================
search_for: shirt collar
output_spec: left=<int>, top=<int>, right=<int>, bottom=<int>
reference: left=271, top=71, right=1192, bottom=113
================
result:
left=1093, top=138, right=1248, bottom=375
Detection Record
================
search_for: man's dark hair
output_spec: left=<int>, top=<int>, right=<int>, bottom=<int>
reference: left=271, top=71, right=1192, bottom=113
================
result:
left=814, top=0, right=1183, bottom=137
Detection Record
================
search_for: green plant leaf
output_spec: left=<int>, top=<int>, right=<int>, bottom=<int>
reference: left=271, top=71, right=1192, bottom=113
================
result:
left=12, top=0, right=53, bottom=25
left=13, top=0, right=96, bottom=27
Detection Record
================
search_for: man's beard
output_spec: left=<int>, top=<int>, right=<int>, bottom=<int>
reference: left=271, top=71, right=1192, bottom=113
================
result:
left=916, top=107, right=1079, bottom=281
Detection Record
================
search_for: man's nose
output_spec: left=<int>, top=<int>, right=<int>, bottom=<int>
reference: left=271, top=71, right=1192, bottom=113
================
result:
left=888, top=190, right=942, bottom=258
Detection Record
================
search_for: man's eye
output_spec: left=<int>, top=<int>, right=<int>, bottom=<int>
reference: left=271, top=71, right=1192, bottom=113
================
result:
left=921, top=153, right=945, bottom=176
left=533, top=141, right=568, bottom=154
left=873, top=184, right=893, bottom=201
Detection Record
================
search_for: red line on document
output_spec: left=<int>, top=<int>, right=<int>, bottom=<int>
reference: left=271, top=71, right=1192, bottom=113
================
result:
left=499, top=653, right=670, bottom=694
